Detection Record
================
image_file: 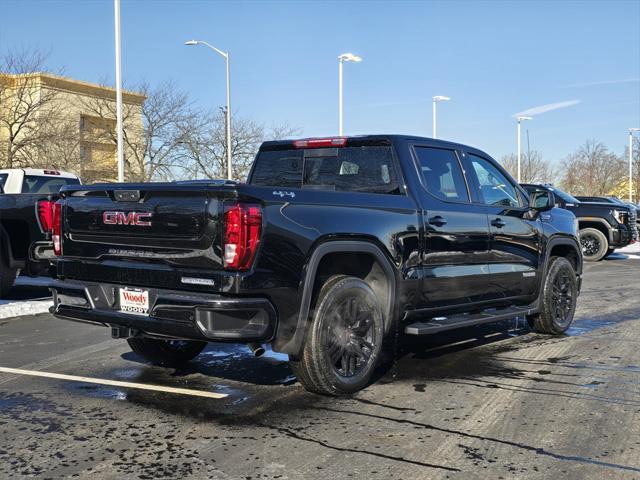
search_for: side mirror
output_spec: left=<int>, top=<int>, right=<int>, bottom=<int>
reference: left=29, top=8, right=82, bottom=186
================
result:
left=532, top=192, right=555, bottom=212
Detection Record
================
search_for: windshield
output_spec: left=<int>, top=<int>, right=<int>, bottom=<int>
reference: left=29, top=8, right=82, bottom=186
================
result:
left=549, top=187, right=580, bottom=204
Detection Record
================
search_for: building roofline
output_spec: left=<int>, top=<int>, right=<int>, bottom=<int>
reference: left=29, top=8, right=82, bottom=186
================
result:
left=0, top=72, right=146, bottom=105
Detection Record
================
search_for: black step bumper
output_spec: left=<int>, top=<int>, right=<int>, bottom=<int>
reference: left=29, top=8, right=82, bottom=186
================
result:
left=50, top=280, right=277, bottom=343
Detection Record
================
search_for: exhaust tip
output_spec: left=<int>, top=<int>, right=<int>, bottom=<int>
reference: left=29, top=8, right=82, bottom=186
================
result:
left=248, top=342, right=265, bottom=357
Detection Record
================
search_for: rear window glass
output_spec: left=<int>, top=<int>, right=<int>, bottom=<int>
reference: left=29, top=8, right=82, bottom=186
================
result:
left=250, top=146, right=401, bottom=195
left=414, top=147, right=468, bottom=202
left=249, top=150, right=303, bottom=188
left=22, top=175, right=80, bottom=194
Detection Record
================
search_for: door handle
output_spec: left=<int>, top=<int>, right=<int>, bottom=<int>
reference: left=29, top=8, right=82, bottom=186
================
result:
left=428, top=216, right=447, bottom=227
left=491, top=218, right=506, bottom=228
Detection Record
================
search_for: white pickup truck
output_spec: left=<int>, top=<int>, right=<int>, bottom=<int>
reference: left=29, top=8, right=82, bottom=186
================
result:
left=0, top=169, right=81, bottom=297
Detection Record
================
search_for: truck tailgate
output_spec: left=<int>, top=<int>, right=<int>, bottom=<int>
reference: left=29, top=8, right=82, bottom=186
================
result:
left=60, top=184, right=240, bottom=288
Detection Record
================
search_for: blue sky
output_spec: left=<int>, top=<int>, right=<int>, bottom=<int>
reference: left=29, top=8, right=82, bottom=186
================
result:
left=1, top=0, right=639, bottom=165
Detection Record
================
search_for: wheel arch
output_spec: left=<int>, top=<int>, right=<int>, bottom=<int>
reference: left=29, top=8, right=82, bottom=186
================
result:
left=546, top=237, right=582, bottom=275
left=284, top=240, right=397, bottom=357
left=536, top=236, right=582, bottom=306
left=0, top=223, right=24, bottom=269
left=577, top=217, right=612, bottom=243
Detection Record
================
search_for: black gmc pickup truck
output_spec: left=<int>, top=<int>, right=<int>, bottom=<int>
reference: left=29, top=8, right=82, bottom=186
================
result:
left=51, top=135, right=583, bottom=395
left=523, top=184, right=636, bottom=261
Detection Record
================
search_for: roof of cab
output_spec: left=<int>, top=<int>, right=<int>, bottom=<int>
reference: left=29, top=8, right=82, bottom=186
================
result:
left=259, top=134, right=491, bottom=157
left=0, top=168, right=79, bottom=179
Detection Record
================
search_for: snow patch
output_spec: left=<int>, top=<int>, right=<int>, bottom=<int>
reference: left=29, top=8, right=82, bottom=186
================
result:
left=0, top=299, right=52, bottom=320
left=616, top=243, right=640, bottom=254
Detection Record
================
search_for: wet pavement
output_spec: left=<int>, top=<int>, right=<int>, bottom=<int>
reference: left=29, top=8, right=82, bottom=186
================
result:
left=1, top=256, right=640, bottom=479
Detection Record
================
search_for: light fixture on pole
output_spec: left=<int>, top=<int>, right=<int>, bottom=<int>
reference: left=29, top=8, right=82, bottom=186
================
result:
left=516, top=116, right=532, bottom=183
left=432, top=96, right=450, bottom=139
left=185, top=39, right=233, bottom=180
left=114, top=0, right=124, bottom=182
left=338, top=53, right=362, bottom=136
left=629, top=128, right=640, bottom=203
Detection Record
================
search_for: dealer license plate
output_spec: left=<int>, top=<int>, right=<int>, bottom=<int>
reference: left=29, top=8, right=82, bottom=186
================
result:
left=119, top=288, right=149, bottom=315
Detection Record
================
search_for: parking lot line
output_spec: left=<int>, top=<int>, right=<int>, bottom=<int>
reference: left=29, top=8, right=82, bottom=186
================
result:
left=0, top=366, right=228, bottom=399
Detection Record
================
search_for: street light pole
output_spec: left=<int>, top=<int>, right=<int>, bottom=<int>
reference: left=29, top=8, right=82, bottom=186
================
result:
left=338, top=59, right=343, bottom=136
left=516, top=116, right=532, bottom=183
left=185, top=40, right=232, bottom=180
left=629, top=128, right=640, bottom=203
left=432, top=96, right=450, bottom=139
left=338, top=53, right=362, bottom=136
left=114, top=0, right=124, bottom=182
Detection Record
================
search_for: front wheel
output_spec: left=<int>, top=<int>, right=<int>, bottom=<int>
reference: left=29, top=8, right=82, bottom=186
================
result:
left=579, top=227, right=608, bottom=261
left=127, top=337, right=207, bottom=367
left=290, top=275, right=385, bottom=395
left=527, top=256, right=578, bottom=335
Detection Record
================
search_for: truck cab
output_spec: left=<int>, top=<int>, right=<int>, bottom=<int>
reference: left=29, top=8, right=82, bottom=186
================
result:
left=0, top=169, right=81, bottom=297
left=0, top=168, right=80, bottom=194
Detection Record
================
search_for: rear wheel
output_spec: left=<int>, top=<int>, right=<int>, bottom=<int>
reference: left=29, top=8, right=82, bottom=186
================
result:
left=527, top=256, right=577, bottom=335
left=579, top=228, right=608, bottom=261
left=290, top=275, right=384, bottom=395
left=603, top=248, right=616, bottom=259
left=127, top=337, right=207, bottom=367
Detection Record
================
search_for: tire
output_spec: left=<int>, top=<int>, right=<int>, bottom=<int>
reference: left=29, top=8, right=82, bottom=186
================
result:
left=527, top=256, right=577, bottom=335
left=127, top=337, right=207, bottom=367
left=289, top=275, right=385, bottom=395
left=603, top=248, right=616, bottom=259
left=0, top=258, right=17, bottom=299
left=579, top=227, right=608, bottom=261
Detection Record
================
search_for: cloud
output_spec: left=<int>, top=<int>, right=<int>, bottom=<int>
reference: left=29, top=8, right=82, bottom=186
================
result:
left=513, top=100, right=581, bottom=118
left=563, top=78, right=640, bottom=88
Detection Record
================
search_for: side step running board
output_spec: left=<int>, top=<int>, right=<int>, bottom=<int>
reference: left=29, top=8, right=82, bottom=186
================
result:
left=404, top=305, right=535, bottom=336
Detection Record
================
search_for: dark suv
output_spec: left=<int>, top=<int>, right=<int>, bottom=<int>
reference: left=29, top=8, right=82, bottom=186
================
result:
left=51, top=136, right=583, bottom=395
left=524, top=184, right=635, bottom=261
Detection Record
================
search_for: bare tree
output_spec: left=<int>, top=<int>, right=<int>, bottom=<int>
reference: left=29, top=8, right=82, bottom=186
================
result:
left=179, top=109, right=300, bottom=181
left=559, top=140, right=625, bottom=195
left=80, top=80, right=197, bottom=182
left=500, top=150, right=556, bottom=184
left=0, top=48, right=65, bottom=168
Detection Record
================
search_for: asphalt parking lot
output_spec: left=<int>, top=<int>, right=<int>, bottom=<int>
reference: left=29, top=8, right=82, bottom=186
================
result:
left=2, top=252, right=640, bottom=479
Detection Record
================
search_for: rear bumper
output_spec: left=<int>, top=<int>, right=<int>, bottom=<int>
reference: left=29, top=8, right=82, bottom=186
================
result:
left=50, top=280, right=277, bottom=343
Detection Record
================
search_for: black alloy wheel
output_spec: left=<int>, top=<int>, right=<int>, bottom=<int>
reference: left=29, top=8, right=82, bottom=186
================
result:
left=322, top=295, right=377, bottom=379
left=289, top=275, right=385, bottom=395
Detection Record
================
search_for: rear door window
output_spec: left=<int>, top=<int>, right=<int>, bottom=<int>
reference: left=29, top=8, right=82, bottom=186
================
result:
left=413, top=147, right=469, bottom=202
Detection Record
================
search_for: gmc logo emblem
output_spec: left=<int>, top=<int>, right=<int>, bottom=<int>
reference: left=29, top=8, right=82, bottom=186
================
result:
left=103, top=211, right=152, bottom=227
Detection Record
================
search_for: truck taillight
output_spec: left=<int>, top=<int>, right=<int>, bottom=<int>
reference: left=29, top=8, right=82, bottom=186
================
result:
left=52, top=201, right=62, bottom=256
left=36, top=199, right=55, bottom=233
left=223, top=203, right=262, bottom=271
